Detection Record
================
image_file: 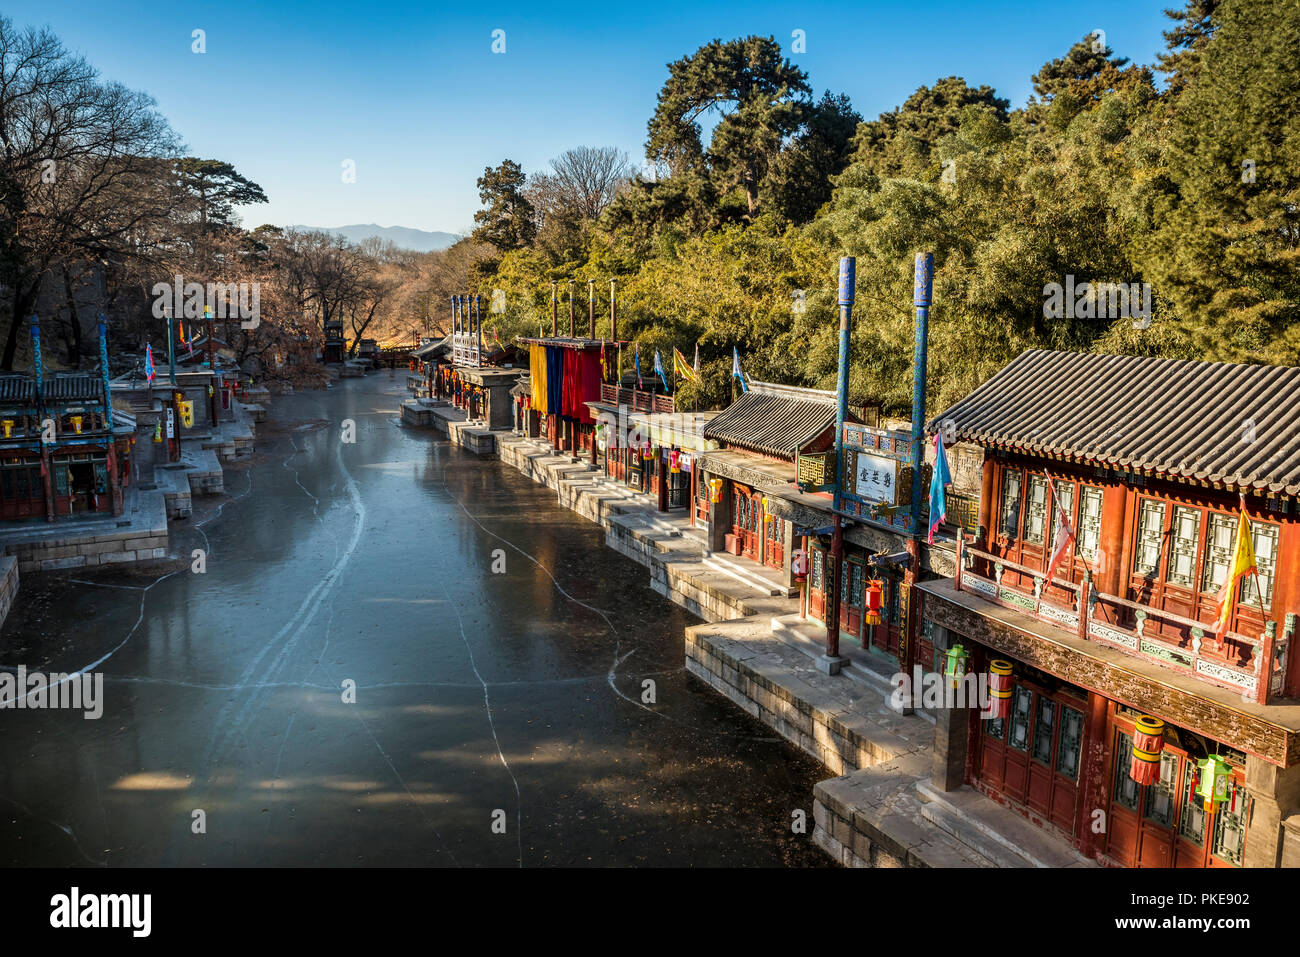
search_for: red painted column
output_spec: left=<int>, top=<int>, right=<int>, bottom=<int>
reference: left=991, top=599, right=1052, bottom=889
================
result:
left=1076, top=691, right=1113, bottom=860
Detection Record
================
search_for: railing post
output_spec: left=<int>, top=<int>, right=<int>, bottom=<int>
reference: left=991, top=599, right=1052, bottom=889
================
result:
left=1258, top=621, right=1276, bottom=705
left=1078, top=571, right=1091, bottom=640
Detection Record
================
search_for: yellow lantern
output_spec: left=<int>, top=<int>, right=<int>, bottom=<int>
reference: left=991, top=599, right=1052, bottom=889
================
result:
left=708, top=478, right=723, bottom=504
left=70, top=415, right=83, bottom=434
left=1, top=419, right=12, bottom=438
left=179, top=401, right=195, bottom=428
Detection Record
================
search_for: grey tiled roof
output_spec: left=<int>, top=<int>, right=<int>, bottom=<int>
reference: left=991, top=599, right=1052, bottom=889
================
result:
left=0, top=374, right=103, bottom=403
left=928, top=349, right=1300, bottom=495
left=703, top=383, right=836, bottom=459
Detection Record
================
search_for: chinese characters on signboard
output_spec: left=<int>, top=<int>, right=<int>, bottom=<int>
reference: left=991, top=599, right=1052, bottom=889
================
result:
left=853, top=451, right=897, bottom=504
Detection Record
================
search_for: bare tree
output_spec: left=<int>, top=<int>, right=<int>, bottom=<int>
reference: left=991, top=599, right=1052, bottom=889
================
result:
left=548, top=146, right=635, bottom=220
left=0, top=17, right=181, bottom=368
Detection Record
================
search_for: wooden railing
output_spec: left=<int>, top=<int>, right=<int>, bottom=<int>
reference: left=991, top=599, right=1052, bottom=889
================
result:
left=599, top=383, right=674, bottom=414
left=954, top=535, right=1287, bottom=706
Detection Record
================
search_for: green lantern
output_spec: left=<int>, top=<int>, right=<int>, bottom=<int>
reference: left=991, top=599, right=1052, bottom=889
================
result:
left=944, top=644, right=971, bottom=688
left=1197, top=755, right=1232, bottom=812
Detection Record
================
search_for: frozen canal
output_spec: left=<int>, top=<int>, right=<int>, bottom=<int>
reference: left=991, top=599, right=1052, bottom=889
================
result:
left=0, top=376, right=827, bottom=866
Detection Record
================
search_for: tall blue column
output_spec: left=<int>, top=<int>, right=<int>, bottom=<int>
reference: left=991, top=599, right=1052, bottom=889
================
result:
left=910, top=253, right=933, bottom=533
left=821, top=257, right=855, bottom=670
left=901, top=251, right=934, bottom=707
left=98, top=315, right=114, bottom=430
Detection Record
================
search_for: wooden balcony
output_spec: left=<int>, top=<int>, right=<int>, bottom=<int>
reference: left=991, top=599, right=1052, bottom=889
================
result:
left=954, top=536, right=1290, bottom=705
left=599, top=383, right=674, bottom=414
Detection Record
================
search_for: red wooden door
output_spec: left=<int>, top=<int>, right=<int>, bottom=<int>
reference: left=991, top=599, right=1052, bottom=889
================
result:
left=763, top=511, right=784, bottom=570
left=730, top=485, right=760, bottom=561
left=839, top=557, right=864, bottom=640
left=807, top=545, right=827, bottom=622
left=977, top=681, right=1084, bottom=836
left=1105, top=724, right=1252, bottom=868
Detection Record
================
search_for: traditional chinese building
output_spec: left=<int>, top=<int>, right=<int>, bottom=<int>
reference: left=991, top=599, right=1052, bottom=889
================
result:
left=0, top=320, right=132, bottom=522
left=323, top=320, right=345, bottom=364
left=520, top=337, right=624, bottom=456
left=918, top=349, right=1300, bottom=868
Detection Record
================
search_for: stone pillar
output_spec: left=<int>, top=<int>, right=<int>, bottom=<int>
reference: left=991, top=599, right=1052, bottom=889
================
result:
left=708, top=475, right=729, bottom=552
left=1283, top=817, right=1300, bottom=868
left=1242, top=755, right=1300, bottom=868
left=781, top=519, right=795, bottom=588
left=930, top=625, right=971, bottom=790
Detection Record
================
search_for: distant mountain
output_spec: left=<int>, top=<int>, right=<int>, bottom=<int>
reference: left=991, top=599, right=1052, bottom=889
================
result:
left=291, top=223, right=461, bottom=252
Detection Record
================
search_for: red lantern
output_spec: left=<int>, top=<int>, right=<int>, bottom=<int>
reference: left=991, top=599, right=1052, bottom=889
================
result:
left=987, top=659, right=1013, bottom=720
left=669, top=449, right=681, bottom=473
left=1130, top=716, right=1166, bottom=785
left=865, top=580, right=884, bottom=625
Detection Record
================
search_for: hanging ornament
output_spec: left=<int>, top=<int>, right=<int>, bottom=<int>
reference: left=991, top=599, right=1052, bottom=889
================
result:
left=864, top=580, right=884, bottom=625
left=943, top=643, right=971, bottom=688
left=1129, top=716, right=1165, bottom=786
left=987, top=659, right=1014, bottom=720
left=1197, top=755, right=1233, bottom=812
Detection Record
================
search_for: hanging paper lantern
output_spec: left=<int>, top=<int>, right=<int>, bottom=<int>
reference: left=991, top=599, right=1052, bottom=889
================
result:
left=1197, top=755, right=1233, bottom=812
left=153, top=420, right=163, bottom=443
left=1, top=419, right=12, bottom=438
left=864, top=579, right=884, bottom=625
left=1129, top=716, right=1166, bottom=785
left=792, top=548, right=808, bottom=582
left=70, top=415, right=83, bottom=434
left=708, top=478, right=723, bottom=504
left=944, top=644, right=971, bottom=688
left=641, top=442, right=654, bottom=461
left=987, top=659, right=1014, bottom=720
left=669, top=449, right=681, bottom=473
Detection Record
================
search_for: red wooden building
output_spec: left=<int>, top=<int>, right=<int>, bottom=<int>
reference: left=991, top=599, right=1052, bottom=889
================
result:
left=918, top=349, right=1300, bottom=868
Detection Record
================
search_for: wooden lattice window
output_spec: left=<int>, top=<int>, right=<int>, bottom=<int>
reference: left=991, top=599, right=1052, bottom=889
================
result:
left=1134, top=498, right=1167, bottom=577
left=1056, top=706, right=1083, bottom=780
left=1023, top=475, right=1048, bottom=545
left=1077, top=486, right=1103, bottom=561
left=1113, top=732, right=1140, bottom=811
left=1031, top=696, right=1056, bottom=765
left=1007, top=686, right=1032, bottom=752
left=1000, top=468, right=1021, bottom=540
left=1167, top=506, right=1201, bottom=589
left=1143, top=751, right=1180, bottom=828
left=1212, top=789, right=1250, bottom=866
left=1241, top=522, right=1278, bottom=610
left=1201, top=512, right=1237, bottom=592
left=1178, top=761, right=1207, bottom=847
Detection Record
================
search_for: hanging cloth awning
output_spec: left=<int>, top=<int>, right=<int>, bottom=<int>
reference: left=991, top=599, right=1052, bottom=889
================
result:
left=530, top=345, right=548, bottom=415
left=546, top=346, right=564, bottom=418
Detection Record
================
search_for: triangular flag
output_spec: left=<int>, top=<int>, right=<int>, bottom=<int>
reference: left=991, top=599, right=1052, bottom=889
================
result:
left=928, top=433, right=952, bottom=544
left=731, top=347, right=749, bottom=392
left=1214, top=504, right=1258, bottom=645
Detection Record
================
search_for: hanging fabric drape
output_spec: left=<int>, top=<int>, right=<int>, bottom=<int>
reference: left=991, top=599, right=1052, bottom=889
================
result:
left=546, top=347, right=564, bottom=418
left=530, top=345, right=548, bottom=415
left=577, top=349, right=601, bottom=425
left=562, top=348, right=582, bottom=421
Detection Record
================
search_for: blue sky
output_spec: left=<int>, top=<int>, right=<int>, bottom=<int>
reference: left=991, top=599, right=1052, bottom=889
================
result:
left=13, top=1, right=1175, bottom=235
